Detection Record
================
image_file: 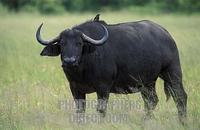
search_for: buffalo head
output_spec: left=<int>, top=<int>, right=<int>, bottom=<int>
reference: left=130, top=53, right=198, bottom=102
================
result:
left=36, top=22, right=108, bottom=67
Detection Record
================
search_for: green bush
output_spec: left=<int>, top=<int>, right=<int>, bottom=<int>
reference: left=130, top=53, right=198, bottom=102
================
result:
left=0, top=0, right=200, bottom=13
left=0, top=0, right=30, bottom=11
left=37, top=0, right=64, bottom=14
left=181, top=0, right=200, bottom=12
left=0, top=2, right=8, bottom=13
left=132, top=0, right=151, bottom=6
left=60, top=0, right=151, bottom=11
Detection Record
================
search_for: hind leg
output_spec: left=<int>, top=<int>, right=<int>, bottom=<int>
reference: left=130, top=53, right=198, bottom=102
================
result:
left=164, top=81, right=171, bottom=101
left=161, top=68, right=187, bottom=124
left=172, top=82, right=187, bottom=124
left=141, top=82, right=158, bottom=120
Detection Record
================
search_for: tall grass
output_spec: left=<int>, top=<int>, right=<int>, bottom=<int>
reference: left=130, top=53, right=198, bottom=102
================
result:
left=0, top=12, right=200, bottom=130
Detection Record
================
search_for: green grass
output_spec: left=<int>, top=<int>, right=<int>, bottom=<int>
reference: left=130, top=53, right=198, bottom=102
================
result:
left=0, top=11, right=200, bottom=130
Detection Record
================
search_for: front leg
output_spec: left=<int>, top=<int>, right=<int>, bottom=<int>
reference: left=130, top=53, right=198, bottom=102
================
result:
left=95, top=83, right=111, bottom=117
left=141, top=83, right=158, bottom=120
left=70, top=82, right=86, bottom=113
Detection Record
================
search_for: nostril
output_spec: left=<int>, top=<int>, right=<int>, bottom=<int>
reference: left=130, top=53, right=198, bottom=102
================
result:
left=70, top=57, right=76, bottom=62
left=64, top=57, right=70, bottom=62
left=64, top=57, right=76, bottom=64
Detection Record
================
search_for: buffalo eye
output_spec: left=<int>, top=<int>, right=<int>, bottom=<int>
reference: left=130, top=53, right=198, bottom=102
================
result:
left=77, top=41, right=83, bottom=46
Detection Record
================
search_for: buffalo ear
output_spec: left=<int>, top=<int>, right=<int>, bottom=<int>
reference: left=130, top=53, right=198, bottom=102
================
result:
left=93, top=14, right=100, bottom=21
left=40, top=44, right=60, bottom=56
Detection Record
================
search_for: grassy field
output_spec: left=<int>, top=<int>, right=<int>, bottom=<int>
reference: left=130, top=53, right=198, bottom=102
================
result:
left=0, top=11, right=200, bottom=130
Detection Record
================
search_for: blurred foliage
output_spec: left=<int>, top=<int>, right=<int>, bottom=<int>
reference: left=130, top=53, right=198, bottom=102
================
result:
left=0, top=0, right=28, bottom=11
left=0, top=12, right=200, bottom=130
left=0, top=0, right=200, bottom=13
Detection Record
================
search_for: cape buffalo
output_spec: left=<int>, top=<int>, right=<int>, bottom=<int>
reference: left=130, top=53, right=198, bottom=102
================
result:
left=36, top=14, right=187, bottom=123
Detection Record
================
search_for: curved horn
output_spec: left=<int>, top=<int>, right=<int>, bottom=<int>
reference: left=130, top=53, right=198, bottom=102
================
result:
left=82, top=24, right=108, bottom=46
left=36, top=23, right=60, bottom=46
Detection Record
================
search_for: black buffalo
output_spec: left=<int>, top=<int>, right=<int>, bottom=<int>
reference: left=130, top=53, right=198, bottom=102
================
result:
left=36, top=14, right=187, bottom=123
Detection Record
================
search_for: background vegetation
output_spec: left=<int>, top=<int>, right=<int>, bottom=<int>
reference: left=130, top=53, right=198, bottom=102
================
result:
left=0, top=0, right=200, bottom=13
left=0, top=0, right=200, bottom=130
left=0, top=12, right=200, bottom=130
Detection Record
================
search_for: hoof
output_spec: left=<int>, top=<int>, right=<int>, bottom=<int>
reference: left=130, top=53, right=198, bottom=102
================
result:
left=179, top=115, right=187, bottom=126
left=97, top=109, right=106, bottom=117
left=143, top=113, right=155, bottom=121
left=76, top=109, right=85, bottom=113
